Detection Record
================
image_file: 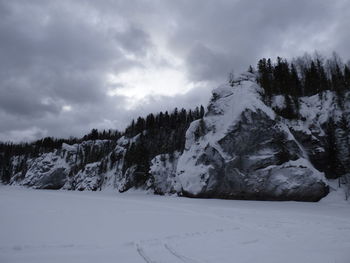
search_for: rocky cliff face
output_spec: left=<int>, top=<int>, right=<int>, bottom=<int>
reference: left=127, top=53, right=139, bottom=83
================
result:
left=10, top=140, right=114, bottom=190
left=176, top=78, right=328, bottom=201
left=148, top=152, right=181, bottom=195
left=290, top=91, right=350, bottom=177
left=7, top=74, right=349, bottom=201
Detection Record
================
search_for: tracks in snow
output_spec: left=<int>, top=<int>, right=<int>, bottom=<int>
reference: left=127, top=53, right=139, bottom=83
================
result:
left=164, top=244, right=199, bottom=263
left=136, top=244, right=154, bottom=263
left=135, top=242, right=200, bottom=263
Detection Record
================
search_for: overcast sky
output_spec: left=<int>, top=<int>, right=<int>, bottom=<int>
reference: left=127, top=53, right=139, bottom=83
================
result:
left=1, top=0, right=349, bottom=142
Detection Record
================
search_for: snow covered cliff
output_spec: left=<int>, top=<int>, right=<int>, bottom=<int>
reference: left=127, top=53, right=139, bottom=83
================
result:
left=176, top=78, right=328, bottom=201
left=6, top=73, right=350, bottom=201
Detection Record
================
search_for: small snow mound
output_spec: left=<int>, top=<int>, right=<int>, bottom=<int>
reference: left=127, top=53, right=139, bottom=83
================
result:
left=117, top=136, right=129, bottom=146
left=62, top=143, right=77, bottom=152
left=271, top=95, right=285, bottom=110
left=212, top=84, right=234, bottom=99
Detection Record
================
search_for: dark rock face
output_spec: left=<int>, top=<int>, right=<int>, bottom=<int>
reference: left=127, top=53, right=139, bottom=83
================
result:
left=289, top=128, right=328, bottom=174
left=39, top=168, right=67, bottom=190
left=148, top=153, right=180, bottom=195
left=12, top=152, right=70, bottom=190
left=9, top=140, right=115, bottom=191
left=218, top=110, right=301, bottom=168
left=211, top=161, right=328, bottom=201
left=177, top=82, right=329, bottom=201
left=118, top=165, right=148, bottom=192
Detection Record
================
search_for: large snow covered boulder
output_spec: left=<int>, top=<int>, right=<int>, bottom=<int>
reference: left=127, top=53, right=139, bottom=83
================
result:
left=176, top=80, right=329, bottom=201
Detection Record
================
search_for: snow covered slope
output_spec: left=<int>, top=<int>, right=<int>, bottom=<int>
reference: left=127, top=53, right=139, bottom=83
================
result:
left=0, top=186, right=349, bottom=263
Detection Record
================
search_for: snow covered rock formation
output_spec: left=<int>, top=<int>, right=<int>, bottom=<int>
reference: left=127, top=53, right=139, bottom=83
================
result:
left=176, top=78, right=328, bottom=201
left=6, top=73, right=343, bottom=201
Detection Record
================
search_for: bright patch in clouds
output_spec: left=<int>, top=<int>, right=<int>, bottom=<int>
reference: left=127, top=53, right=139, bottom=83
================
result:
left=62, top=105, right=72, bottom=112
left=107, top=67, right=195, bottom=102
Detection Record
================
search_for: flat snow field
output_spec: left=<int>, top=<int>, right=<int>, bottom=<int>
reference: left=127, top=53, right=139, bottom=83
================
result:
left=1, top=186, right=349, bottom=263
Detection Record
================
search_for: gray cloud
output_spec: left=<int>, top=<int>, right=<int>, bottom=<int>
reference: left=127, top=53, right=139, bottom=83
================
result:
left=115, top=25, right=152, bottom=56
left=0, top=0, right=349, bottom=142
left=186, top=43, right=234, bottom=82
left=164, top=0, right=348, bottom=82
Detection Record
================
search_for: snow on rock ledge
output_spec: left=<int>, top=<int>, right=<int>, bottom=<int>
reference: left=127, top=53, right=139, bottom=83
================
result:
left=15, top=151, right=69, bottom=189
left=148, top=152, right=181, bottom=195
left=176, top=78, right=329, bottom=201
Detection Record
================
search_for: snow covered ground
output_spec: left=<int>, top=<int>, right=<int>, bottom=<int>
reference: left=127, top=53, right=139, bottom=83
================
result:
left=0, top=186, right=349, bottom=263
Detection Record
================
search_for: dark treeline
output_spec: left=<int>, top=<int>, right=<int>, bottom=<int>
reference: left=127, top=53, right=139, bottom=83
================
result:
left=250, top=53, right=350, bottom=178
left=255, top=52, right=350, bottom=100
left=250, top=53, right=350, bottom=120
left=112, top=106, right=205, bottom=188
left=0, top=129, right=121, bottom=158
left=125, top=106, right=205, bottom=139
left=0, top=106, right=205, bottom=184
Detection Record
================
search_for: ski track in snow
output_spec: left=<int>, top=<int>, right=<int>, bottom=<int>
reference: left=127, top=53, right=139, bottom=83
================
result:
left=135, top=243, right=155, bottom=263
left=135, top=241, right=200, bottom=263
left=164, top=244, right=199, bottom=263
left=131, top=222, right=291, bottom=263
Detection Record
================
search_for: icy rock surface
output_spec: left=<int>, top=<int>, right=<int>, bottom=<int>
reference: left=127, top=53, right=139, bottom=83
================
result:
left=12, top=152, right=69, bottom=190
left=176, top=80, right=328, bottom=201
left=148, top=152, right=181, bottom=194
left=11, top=141, right=114, bottom=190
left=74, top=162, right=102, bottom=191
left=287, top=91, right=350, bottom=176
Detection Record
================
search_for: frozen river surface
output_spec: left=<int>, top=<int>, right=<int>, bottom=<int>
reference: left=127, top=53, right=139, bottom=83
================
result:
left=1, top=186, right=349, bottom=263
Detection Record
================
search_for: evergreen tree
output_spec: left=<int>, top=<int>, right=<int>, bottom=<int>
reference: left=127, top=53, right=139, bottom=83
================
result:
left=336, top=115, right=350, bottom=171
left=344, top=65, right=350, bottom=88
left=324, top=118, right=344, bottom=178
left=247, top=65, right=254, bottom=73
left=279, top=95, right=298, bottom=119
left=199, top=105, right=205, bottom=118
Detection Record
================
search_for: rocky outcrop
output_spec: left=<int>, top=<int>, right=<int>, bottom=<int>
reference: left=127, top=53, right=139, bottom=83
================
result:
left=286, top=91, right=350, bottom=177
left=148, top=152, right=180, bottom=195
left=11, top=152, right=69, bottom=189
left=10, top=140, right=114, bottom=190
left=176, top=79, right=329, bottom=201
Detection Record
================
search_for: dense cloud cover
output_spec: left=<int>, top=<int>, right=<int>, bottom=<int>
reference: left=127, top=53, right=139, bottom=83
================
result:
left=0, top=0, right=349, bottom=142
